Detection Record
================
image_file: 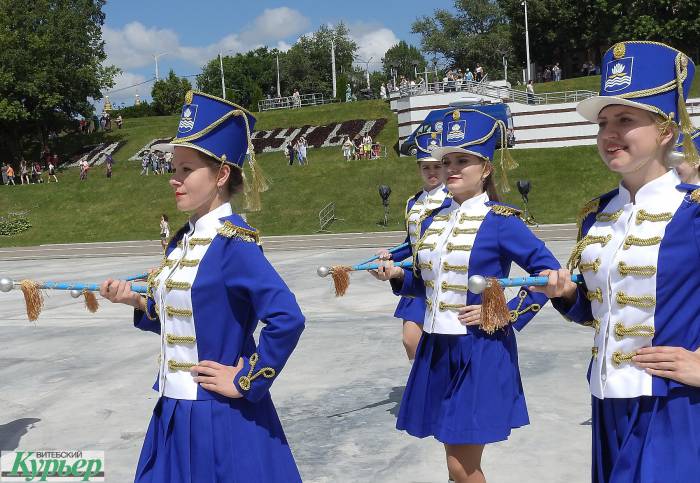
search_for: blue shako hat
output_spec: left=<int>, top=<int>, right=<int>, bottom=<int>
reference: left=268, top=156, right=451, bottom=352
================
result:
left=577, top=41, right=698, bottom=165
left=159, top=90, right=268, bottom=211
left=170, top=90, right=256, bottom=168
left=415, top=131, right=442, bottom=162
left=431, top=109, right=518, bottom=192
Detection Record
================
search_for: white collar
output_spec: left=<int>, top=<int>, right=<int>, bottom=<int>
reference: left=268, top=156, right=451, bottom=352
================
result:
left=188, top=202, right=233, bottom=234
left=454, top=192, right=490, bottom=211
left=424, top=184, right=445, bottom=196
left=618, top=170, right=680, bottom=206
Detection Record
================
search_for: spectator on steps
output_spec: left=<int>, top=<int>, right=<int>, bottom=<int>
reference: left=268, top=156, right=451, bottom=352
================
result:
left=5, top=164, right=15, bottom=185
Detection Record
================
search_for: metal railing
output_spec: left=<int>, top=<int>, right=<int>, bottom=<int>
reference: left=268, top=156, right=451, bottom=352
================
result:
left=317, top=202, right=343, bottom=232
left=392, top=78, right=596, bottom=105
left=258, top=93, right=338, bottom=112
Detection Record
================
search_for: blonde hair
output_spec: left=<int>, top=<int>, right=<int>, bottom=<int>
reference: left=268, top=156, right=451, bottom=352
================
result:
left=650, top=113, right=681, bottom=168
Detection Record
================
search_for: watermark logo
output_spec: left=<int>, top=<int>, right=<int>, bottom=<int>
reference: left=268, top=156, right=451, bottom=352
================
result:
left=1, top=451, right=104, bottom=482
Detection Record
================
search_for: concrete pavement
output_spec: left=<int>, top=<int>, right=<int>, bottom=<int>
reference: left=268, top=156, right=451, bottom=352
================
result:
left=0, top=236, right=594, bottom=482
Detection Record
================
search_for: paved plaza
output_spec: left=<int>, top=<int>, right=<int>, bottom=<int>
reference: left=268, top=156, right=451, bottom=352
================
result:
left=1, top=238, right=595, bottom=482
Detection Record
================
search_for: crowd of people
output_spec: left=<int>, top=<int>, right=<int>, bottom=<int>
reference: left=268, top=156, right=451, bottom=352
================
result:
left=340, top=134, right=381, bottom=161
left=284, top=136, right=309, bottom=166
left=1, top=153, right=61, bottom=186
left=77, top=112, right=123, bottom=134
left=140, top=149, right=173, bottom=175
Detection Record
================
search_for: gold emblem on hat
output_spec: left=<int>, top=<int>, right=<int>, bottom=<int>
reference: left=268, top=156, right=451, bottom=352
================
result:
left=613, top=43, right=625, bottom=59
left=185, top=90, right=194, bottom=104
left=452, top=110, right=460, bottom=121
left=431, top=132, right=437, bottom=139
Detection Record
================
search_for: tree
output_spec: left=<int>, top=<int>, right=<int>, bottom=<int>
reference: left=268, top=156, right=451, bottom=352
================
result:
left=382, top=41, right=427, bottom=83
left=498, top=0, right=700, bottom=79
left=197, top=47, right=279, bottom=110
left=412, top=0, right=513, bottom=80
left=0, top=0, right=118, bottom=160
left=151, top=70, right=192, bottom=115
left=281, top=23, right=357, bottom=99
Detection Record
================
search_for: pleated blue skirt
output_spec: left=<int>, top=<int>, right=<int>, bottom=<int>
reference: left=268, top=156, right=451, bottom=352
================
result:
left=135, top=396, right=301, bottom=483
left=393, top=296, right=425, bottom=323
left=397, top=330, right=529, bottom=445
left=592, top=387, right=700, bottom=483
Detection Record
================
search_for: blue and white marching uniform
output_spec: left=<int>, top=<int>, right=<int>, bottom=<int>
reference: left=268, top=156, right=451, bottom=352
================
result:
left=559, top=41, right=700, bottom=482
left=392, top=130, right=449, bottom=323
left=133, top=91, right=305, bottom=483
left=390, top=109, right=560, bottom=444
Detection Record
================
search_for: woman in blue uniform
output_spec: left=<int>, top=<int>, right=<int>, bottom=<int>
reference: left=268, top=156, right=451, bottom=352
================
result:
left=381, top=129, right=448, bottom=360
left=535, top=41, right=700, bottom=482
left=100, top=91, right=305, bottom=483
left=373, top=109, right=560, bottom=482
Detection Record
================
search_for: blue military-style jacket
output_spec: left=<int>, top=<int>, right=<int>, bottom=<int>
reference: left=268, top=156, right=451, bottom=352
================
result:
left=392, top=193, right=560, bottom=334
left=134, top=202, right=305, bottom=403
left=555, top=171, right=700, bottom=398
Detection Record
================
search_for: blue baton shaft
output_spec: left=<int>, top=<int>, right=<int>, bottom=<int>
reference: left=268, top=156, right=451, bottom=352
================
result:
left=495, top=273, right=584, bottom=288
left=355, top=242, right=410, bottom=266
left=125, top=273, right=149, bottom=282
left=39, top=281, right=148, bottom=294
left=352, top=260, right=414, bottom=271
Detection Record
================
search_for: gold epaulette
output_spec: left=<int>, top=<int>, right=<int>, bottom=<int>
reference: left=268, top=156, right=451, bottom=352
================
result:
left=490, top=204, right=522, bottom=218
left=576, top=198, right=600, bottom=240
left=217, top=221, right=260, bottom=244
left=690, top=188, right=700, bottom=203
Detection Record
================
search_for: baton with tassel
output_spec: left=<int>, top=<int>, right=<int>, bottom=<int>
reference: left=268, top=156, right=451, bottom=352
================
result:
left=315, top=241, right=410, bottom=296
left=467, top=274, right=584, bottom=334
left=317, top=261, right=414, bottom=297
left=354, top=242, right=410, bottom=266
left=0, top=277, right=147, bottom=322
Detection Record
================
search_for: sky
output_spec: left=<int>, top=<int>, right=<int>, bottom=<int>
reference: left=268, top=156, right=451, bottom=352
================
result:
left=100, top=0, right=455, bottom=107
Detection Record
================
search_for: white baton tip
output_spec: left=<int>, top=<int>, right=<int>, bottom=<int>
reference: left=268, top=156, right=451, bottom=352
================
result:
left=467, top=275, right=488, bottom=294
left=0, top=277, right=14, bottom=293
left=317, top=266, right=331, bottom=278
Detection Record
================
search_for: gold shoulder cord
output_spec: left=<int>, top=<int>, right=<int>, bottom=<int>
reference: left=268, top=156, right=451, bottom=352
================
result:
left=217, top=221, right=260, bottom=244
left=576, top=198, right=600, bottom=240
left=490, top=205, right=522, bottom=218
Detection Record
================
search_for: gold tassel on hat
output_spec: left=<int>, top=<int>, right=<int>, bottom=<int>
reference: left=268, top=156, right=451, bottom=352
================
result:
left=495, top=121, right=518, bottom=193
left=238, top=111, right=270, bottom=212
left=675, top=53, right=700, bottom=167
left=20, top=279, right=43, bottom=322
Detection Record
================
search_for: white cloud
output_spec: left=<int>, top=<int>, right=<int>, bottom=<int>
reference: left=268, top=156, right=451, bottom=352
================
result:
left=241, top=7, right=310, bottom=45
left=348, top=23, right=400, bottom=72
left=101, top=71, right=150, bottom=106
left=102, top=8, right=310, bottom=71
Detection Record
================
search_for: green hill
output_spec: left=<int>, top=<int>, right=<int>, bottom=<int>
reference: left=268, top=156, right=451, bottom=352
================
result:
left=0, top=99, right=620, bottom=247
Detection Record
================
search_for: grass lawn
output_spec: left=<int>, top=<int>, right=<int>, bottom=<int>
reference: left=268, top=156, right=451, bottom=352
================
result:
left=0, top=99, right=633, bottom=247
left=517, top=74, right=700, bottom=98
left=0, top=142, right=619, bottom=247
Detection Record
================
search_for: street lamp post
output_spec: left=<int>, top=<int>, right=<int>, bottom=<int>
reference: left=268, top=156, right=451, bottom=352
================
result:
left=219, top=49, right=237, bottom=100
left=365, top=57, right=372, bottom=90
left=219, top=52, right=226, bottom=98
left=153, top=52, right=168, bottom=81
left=276, top=53, right=281, bottom=98
left=331, top=38, right=337, bottom=99
left=522, top=0, right=532, bottom=82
